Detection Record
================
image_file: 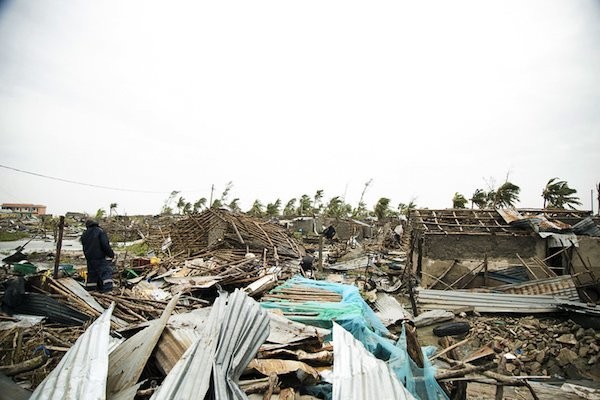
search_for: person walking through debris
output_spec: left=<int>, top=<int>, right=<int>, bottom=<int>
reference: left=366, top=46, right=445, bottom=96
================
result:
left=81, top=219, right=115, bottom=292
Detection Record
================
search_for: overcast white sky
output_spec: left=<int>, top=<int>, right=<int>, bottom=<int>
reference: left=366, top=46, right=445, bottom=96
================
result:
left=1, top=0, right=599, bottom=216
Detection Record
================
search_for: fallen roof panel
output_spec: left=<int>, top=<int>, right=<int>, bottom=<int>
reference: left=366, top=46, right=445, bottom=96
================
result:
left=416, top=289, right=562, bottom=313
left=152, top=289, right=269, bottom=400
left=29, top=303, right=114, bottom=400
left=374, top=293, right=407, bottom=327
left=332, top=322, right=415, bottom=400
left=107, top=294, right=180, bottom=397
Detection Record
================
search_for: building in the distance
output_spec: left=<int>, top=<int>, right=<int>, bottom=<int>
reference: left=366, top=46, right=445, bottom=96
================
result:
left=1, top=203, right=47, bottom=216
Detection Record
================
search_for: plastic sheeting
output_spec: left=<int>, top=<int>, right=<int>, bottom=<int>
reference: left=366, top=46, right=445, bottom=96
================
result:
left=261, top=277, right=448, bottom=400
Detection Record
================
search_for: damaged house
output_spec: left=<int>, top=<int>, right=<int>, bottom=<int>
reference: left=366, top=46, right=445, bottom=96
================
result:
left=408, top=208, right=600, bottom=301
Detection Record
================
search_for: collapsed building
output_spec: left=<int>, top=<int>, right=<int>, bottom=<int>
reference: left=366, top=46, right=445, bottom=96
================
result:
left=408, top=208, right=600, bottom=300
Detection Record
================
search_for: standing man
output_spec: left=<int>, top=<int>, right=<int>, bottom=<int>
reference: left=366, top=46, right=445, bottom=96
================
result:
left=81, top=219, right=114, bottom=292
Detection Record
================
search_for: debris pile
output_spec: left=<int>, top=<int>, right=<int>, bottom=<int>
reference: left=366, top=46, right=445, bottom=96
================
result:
left=1, top=208, right=600, bottom=399
left=468, top=315, right=600, bottom=379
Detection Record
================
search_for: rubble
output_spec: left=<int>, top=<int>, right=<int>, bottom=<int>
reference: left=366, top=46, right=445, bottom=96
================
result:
left=0, top=208, right=599, bottom=399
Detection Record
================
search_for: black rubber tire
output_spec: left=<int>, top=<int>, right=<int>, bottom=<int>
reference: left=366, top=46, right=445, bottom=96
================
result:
left=433, top=321, right=471, bottom=337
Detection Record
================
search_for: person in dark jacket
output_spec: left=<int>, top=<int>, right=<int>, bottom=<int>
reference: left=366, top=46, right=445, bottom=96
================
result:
left=81, top=219, right=114, bottom=292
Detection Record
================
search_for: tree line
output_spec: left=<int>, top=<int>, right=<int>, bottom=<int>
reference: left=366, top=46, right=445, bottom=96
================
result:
left=97, top=177, right=592, bottom=220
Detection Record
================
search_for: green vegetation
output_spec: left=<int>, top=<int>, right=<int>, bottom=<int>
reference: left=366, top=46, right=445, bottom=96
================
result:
left=452, top=192, right=468, bottom=208
left=0, top=231, right=29, bottom=241
left=542, top=178, right=581, bottom=209
left=115, top=241, right=150, bottom=256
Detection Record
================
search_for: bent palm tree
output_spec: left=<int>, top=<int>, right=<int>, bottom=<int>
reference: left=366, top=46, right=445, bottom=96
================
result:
left=470, top=189, right=487, bottom=209
left=542, top=178, right=581, bottom=209
left=452, top=193, right=468, bottom=209
left=493, top=182, right=520, bottom=208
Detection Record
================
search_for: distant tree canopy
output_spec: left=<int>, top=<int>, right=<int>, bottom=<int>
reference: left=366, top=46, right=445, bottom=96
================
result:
left=247, top=199, right=264, bottom=217
left=493, top=181, right=520, bottom=208
left=283, top=199, right=296, bottom=217
left=324, top=196, right=352, bottom=218
left=398, top=199, right=417, bottom=217
left=470, top=189, right=488, bottom=209
left=266, top=199, right=282, bottom=217
left=468, top=182, right=520, bottom=209
left=452, top=193, right=468, bottom=209
left=542, top=178, right=581, bottom=209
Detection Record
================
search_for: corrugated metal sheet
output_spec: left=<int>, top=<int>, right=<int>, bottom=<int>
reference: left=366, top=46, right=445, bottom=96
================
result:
left=212, top=289, right=270, bottom=399
left=332, top=322, right=415, bottom=400
left=151, top=296, right=225, bottom=400
left=29, top=303, right=114, bottom=400
left=155, top=307, right=211, bottom=375
left=152, top=289, right=269, bottom=400
left=416, top=289, right=562, bottom=313
left=9, top=293, right=90, bottom=325
left=374, top=293, right=406, bottom=326
left=497, top=275, right=580, bottom=301
left=107, top=294, right=180, bottom=398
left=573, top=217, right=600, bottom=236
left=266, top=311, right=330, bottom=344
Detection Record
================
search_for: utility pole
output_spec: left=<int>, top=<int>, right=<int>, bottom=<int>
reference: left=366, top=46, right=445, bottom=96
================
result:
left=209, top=184, right=214, bottom=208
left=53, top=216, right=65, bottom=279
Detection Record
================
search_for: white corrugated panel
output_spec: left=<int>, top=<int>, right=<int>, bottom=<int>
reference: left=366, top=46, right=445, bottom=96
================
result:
left=374, top=293, right=407, bottom=326
left=29, top=304, right=114, bottom=400
left=332, top=323, right=415, bottom=400
left=107, top=294, right=180, bottom=398
left=152, top=289, right=270, bottom=400
left=416, top=288, right=561, bottom=313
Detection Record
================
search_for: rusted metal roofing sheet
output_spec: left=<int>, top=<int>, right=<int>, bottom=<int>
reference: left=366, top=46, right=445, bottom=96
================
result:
left=151, top=289, right=269, bottom=400
left=374, top=292, right=407, bottom=326
left=332, top=322, right=415, bottom=400
left=496, top=275, right=580, bottom=301
left=107, top=294, right=180, bottom=398
left=151, top=296, right=224, bottom=400
left=155, top=307, right=211, bottom=375
left=29, top=303, right=114, bottom=400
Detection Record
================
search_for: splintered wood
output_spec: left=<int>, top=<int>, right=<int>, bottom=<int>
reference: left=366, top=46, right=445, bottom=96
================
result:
left=262, top=285, right=342, bottom=303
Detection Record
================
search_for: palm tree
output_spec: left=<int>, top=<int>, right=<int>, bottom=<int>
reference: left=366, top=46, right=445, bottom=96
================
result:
left=228, top=198, right=241, bottom=212
left=313, top=189, right=324, bottom=214
left=176, top=197, right=186, bottom=214
left=542, top=178, right=581, bottom=209
left=109, top=203, right=118, bottom=217
left=161, top=190, right=180, bottom=214
left=247, top=200, right=264, bottom=217
left=182, top=202, right=192, bottom=214
left=283, top=199, right=296, bottom=217
left=193, top=198, right=207, bottom=213
left=353, top=179, right=372, bottom=219
left=470, top=189, right=487, bottom=209
left=452, top=193, right=468, bottom=209
left=266, top=199, right=282, bottom=217
left=398, top=199, right=417, bottom=217
left=211, top=199, right=223, bottom=209
left=95, top=208, right=106, bottom=219
left=220, top=181, right=233, bottom=203
left=493, top=182, right=520, bottom=208
left=374, top=197, right=391, bottom=221
left=297, top=194, right=312, bottom=216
